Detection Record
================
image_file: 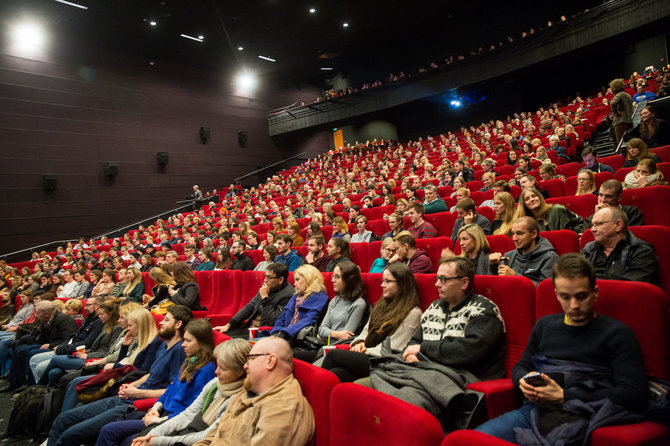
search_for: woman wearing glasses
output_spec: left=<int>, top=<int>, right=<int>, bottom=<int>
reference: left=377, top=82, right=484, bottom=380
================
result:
left=321, top=263, right=421, bottom=382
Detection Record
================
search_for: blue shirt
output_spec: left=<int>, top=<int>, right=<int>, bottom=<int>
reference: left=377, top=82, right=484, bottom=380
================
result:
left=194, top=261, right=215, bottom=271
left=274, top=250, right=302, bottom=272
left=140, top=339, right=186, bottom=390
left=157, top=361, right=216, bottom=417
left=369, top=257, right=388, bottom=274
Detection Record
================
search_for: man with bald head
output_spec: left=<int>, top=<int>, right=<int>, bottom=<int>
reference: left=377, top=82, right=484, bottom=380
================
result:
left=193, top=337, right=315, bottom=446
left=581, top=206, right=658, bottom=284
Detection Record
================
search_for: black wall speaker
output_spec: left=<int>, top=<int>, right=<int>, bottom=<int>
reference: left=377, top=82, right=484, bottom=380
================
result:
left=42, top=175, right=57, bottom=191
left=238, top=130, right=247, bottom=147
left=156, top=152, right=169, bottom=165
left=104, top=162, right=119, bottom=176
left=200, top=127, right=210, bottom=142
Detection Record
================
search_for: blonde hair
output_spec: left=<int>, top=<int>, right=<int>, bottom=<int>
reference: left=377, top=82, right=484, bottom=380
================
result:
left=123, top=268, right=143, bottom=296
left=126, top=308, right=158, bottom=365
left=576, top=169, right=596, bottom=195
left=456, top=224, right=490, bottom=257
left=493, top=192, right=516, bottom=236
left=149, top=267, right=176, bottom=287
left=64, top=299, right=83, bottom=314
left=293, top=264, right=326, bottom=300
left=215, top=338, right=251, bottom=377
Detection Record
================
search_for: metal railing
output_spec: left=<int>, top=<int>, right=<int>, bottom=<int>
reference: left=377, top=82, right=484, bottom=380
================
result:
left=233, top=151, right=307, bottom=185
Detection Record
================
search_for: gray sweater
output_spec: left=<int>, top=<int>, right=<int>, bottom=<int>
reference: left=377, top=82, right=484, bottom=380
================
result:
left=317, top=296, right=367, bottom=338
left=7, top=304, right=34, bottom=327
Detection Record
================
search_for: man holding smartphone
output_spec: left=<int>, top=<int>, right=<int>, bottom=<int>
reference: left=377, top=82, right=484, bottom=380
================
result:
left=475, top=253, right=648, bottom=443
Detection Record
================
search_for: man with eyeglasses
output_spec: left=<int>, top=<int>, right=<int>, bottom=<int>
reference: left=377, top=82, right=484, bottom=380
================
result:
left=0, top=300, right=78, bottom=394
left=195, top=337, right=314, bottom=446
left=229, top=241, right=255, bottom=272
left=369, top=257, right=504, bottom=428
left=581, top=206, right=658, bottom=284
left=584, top=179, right=644, bottom=227
left=214, top=263, right=294, bottom=338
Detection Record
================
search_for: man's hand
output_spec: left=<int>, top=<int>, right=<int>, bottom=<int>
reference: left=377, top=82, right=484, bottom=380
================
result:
left=40, top=344, right=50, bottom=350
left=441, top=247, right=456, bottom=258
left=259, top=283, right=270, bottom=299
left=463, top=211, right=475, bottom=225
left=497, top=265, right=516, bottom=276
left=118, top=383, right=141, bottom=399
left=388, top=254, right=401, bottom=264
left=489, top=252, right=502, bottom=265
left=402, top=344, right=421, bottom=362
left=214, top=324, right=230, bottom=333
left=520, top=373, right=564, bottom=405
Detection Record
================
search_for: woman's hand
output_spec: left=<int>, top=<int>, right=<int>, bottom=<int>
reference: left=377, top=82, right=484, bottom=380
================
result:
left=123, top=331, right=134, bottom=346
left=350, top=342, right=367, bottom=353
left=330, top=330, right=355, bottom=340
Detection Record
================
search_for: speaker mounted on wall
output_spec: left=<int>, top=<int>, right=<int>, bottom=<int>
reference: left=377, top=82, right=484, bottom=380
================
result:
left=42, top=175, right=57, bottom=191
left=238, top=130, right=247, bottom=148
left=156, top=152, right=169, bottom=165
left=200, top=127, right=210, bottom=143
left=104, top=162, right=119, bottom=176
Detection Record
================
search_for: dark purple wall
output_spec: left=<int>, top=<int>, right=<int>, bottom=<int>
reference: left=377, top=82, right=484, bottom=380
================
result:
left=0, top=42, right=327, bottom=256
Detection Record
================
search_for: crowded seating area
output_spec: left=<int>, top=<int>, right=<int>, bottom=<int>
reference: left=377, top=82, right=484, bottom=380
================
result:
left=2, top=65, right=670, bottom=446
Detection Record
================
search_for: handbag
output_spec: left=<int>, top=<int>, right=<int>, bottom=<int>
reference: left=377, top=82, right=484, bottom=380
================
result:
left=151, top=300, right=175, bottom=315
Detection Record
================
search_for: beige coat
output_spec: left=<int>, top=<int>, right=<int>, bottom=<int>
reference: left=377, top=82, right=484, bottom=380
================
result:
left=194, top=374, right=315, bottom=446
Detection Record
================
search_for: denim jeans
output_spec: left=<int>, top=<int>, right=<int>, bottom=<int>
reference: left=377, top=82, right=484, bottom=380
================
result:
left=30, top=350, right=54, bottom=383
left=38, top=354, right=85, bottom=385
left=474, top=403, right=534, bottom=443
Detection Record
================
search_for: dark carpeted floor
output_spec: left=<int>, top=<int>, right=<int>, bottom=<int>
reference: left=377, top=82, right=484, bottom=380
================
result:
left=0, top=386, right=38, bottom=445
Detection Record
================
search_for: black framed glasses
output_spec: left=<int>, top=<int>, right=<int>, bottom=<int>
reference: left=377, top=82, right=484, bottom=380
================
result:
left=436, top=275, right=464, bottom=285
left=264, top=275, right=279, bottom=280
left=246, top=353, right=271, bottom=363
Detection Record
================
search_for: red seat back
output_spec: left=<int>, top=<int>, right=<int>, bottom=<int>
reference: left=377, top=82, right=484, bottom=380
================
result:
left=423, top=212, right=453, bottom=238
left=329, top=383, right=444, bottom=446
left=537, top=179, right=564, bottom=198
left=349, top=243, right=371, bottom=272
left=545, top=194, right=597, bottom=219
left=415, top=237, right=454, bottom=273
left=536, top=278, right=670, bottom=380
left=361, top=273, right=383, bottom=306
left=620, top=185, right=670, bottom=227
left=293, top=359, right=339, bottom=446
left=413, top=274, right=439, bottom=311
left=540, top=230, right=579, bottom=256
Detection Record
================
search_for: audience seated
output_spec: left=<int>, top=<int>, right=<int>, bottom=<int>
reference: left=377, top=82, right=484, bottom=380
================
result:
left=388, top=232, right=434, bottom=274
left=451, top=198, right=492, bottom=242
left=622, top=137, right=663, bottom=168
left=575, top=169, right=597, bottom=196
left=122, top=268, right=145, bottom=303
left=305, top=235, right=331, bottom=272
left=581, top=207, right=659, bottom=285
left=193, top=248, right=215, bottom=271
left=445, top=224, right=491, bottom=275
left=214, top=263, right=293, bottom=338
left=253, top=245, right=276, bottom=272
left=580, top=146, right=614, bottom=174
left=350, top=215, right=375, bottom=243
left=407, top=203, right=437, bottom=239
left=489, top=192, right=515, bottom=236
left=585, top=179, right=644, bottom=227
left=229, top=241, right=255, bottom=272
left=274, top=234, right=303, bottom=272
left=623, top=158, right=668, bottom=189
left=489, top=217, right=559, bottom=286
left=476, top=254, right=649, bottom=444
left=321, top=263, right=421, bottom=382
left=382, top=211, right=405, bottom=240
left=369, top=238, right=393, bottom=273
left=325, top=238, right=351, bottom=273
left=422, top=184, right=448, bottom=214
left=626, top=104, right=670, bottom=149
left=515, top=188, right=587, bottom=233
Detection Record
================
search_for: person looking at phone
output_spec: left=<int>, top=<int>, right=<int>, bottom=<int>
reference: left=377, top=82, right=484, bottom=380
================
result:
left=489, top=217, right=558, bottom=286
left=476, top=253, right=648, bottom=443
left=451, top=198, right=491, bottom=243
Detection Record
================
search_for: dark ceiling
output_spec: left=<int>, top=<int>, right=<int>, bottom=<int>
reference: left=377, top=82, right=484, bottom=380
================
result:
left=0, top=0, right=601, bottom=87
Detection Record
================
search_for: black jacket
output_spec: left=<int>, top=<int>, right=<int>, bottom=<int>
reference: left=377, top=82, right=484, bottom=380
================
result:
left=228, top=282, right=295, bottom=330
left=55, top=314, right=103, bottom=355
left=25, top=311, right=78, bottom=349
left=230, top=253, right=255, bottom=272
left=171, top=282, right=202, bottom=310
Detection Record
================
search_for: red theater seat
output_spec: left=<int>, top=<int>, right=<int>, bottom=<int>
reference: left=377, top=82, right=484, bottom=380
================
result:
left=293, top=359, right=339, bottom=446
left=329, top=383, right=445, bottom=446
left=620, top=185, right=670, bottom=227
left=442, top=430, right=514, bottom=446
left=537, top=178, right=564, bottom=198
left=540, top=230, right=579, bottom=255
left=362, top=273, right=383, bottom=306
left=423, top=212, right=453, bottom=238
left=415, top=237, right=454, bottom=273
left=546, top=194, right=597, bottom=219
left=349, top=243, right=371, bottom=272
left=650, top=145, right=670, bottom=162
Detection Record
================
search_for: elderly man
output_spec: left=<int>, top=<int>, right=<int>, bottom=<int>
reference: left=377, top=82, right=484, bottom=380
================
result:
left=585, top=179, right=644, bottom=227
left=215, top=263, right=294, bottom=338
left=581, top=206, right=658, bottom=284
left=422, top=183, right=448, bottom=214
left=193, top=337, right=315, bottom=446
left=476, top=254, right=649, bottom=443
left=0, top=300, right=77, bottom=393
left=490, top=217, right=558, bottom=286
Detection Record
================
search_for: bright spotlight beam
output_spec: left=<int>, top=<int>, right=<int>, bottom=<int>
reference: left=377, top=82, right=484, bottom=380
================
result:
left=236, top=72, right=257, bottom=92
left=11, top=22, right=47, bottom=54
left=53, top=0, right=88, bottom=9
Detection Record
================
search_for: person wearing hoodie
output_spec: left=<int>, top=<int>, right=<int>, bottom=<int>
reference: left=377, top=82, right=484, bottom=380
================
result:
left=489, top=217, right=558, bottom=286
left=274, top=234, right=302, bottom=272
left=388, top=232, right=434, bottom=274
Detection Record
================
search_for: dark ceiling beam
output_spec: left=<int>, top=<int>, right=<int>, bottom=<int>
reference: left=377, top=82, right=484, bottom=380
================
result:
left=267, top=0, right=670, bottom=136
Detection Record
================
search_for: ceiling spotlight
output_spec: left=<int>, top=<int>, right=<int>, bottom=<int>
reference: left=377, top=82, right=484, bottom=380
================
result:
left=198, top=35, right=204, bottom=40
left=320, top=67, right=333, bottom=71
left=149, top=20, right=157, bottom=26
left=309, top=8, right=316, bottom=13
left=236, top=71, right=257, bottom=92
left=237, top=46, right=244, bottom=51
left=258, top=55, right=276, bottom=62
left=342, top=22, right=349, bottom=28
left=53, top=0, right=88, bottom=10
left=10, top=22, right=47, bottom=54
left=180, top=33, right=204, bottom=42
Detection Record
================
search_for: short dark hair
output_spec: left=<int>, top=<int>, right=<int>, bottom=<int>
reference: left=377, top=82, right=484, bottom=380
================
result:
left=551, top=253, right=596, bottom=290
left=581, top=145, right=597, bottom=159
left=308, top=235, right=325, bottom=247
left=277, top=233, right=293, bottom=245
left=166, top=305, right=195, bottom=338
left=456, top=198, right=476, bottom=213
left=600, top=179, right=623, bottom=196
left=493, top=180, right=510, bottom=191
left=439, top=256, right=475, bottom=292
left=267, top=262, right=289, bottom=281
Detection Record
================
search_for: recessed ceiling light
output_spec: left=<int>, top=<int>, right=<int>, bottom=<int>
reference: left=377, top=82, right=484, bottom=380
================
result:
left=342, top=22, right=349, bottom=28
left=237, top=46, right=244, bottom=51
left=180, top=33, right=204, bottom=42
left=309, top=8, right=316, bottom=13
left=198, top=35, right=204, bottom=40
left=53, top=0, right=88, bottom=10
left=320, top=67, right=333, bottom=71
left=149, top=20, right=157, bottom=26
left=258, top=55, right=276, bottom=62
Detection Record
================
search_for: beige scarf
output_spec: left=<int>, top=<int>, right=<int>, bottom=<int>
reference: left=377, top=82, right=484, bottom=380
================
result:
left=202, top=379, right=244, bottom=425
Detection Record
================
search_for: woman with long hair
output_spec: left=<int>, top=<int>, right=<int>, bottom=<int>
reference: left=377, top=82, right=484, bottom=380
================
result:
left=254, top=245, right=277, bottom=272
left=490, top=192, right=516, bottom=236
left=445, top=224, right=491, bottom=275
left=287, top=221, right=304, bottom=247
left=82, top=319, right=217, bottom=446
left=514, top=188, right=587, bottom=233
left=506, top=150, right=518, bottom=166
left=321, top=263, right=422, bottom=382
left=130, top=339, right=251, bottom=446
left=214, top=247, right=233, bottom=271
left=624, top=158, right=668, bottom=188
left=271, top=217, right=285, bottom=233
left=622, top=138, right=663, bottom=168
left=167, top=261, right=202, bottom=310
left=139, top=254, right=154, bottom=273
left=627, top=104, right=670, bottom=149
left=325, top=238, right=351, bottom=273
left=266, top=264, right=328, bottom=342
left=39, top=300, right=123, bottom=385
left=144, top=266, right=177, bottom=308
left=122, top=267, right=145, bottom=303
left=575, top=169, right=597, bottom=196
